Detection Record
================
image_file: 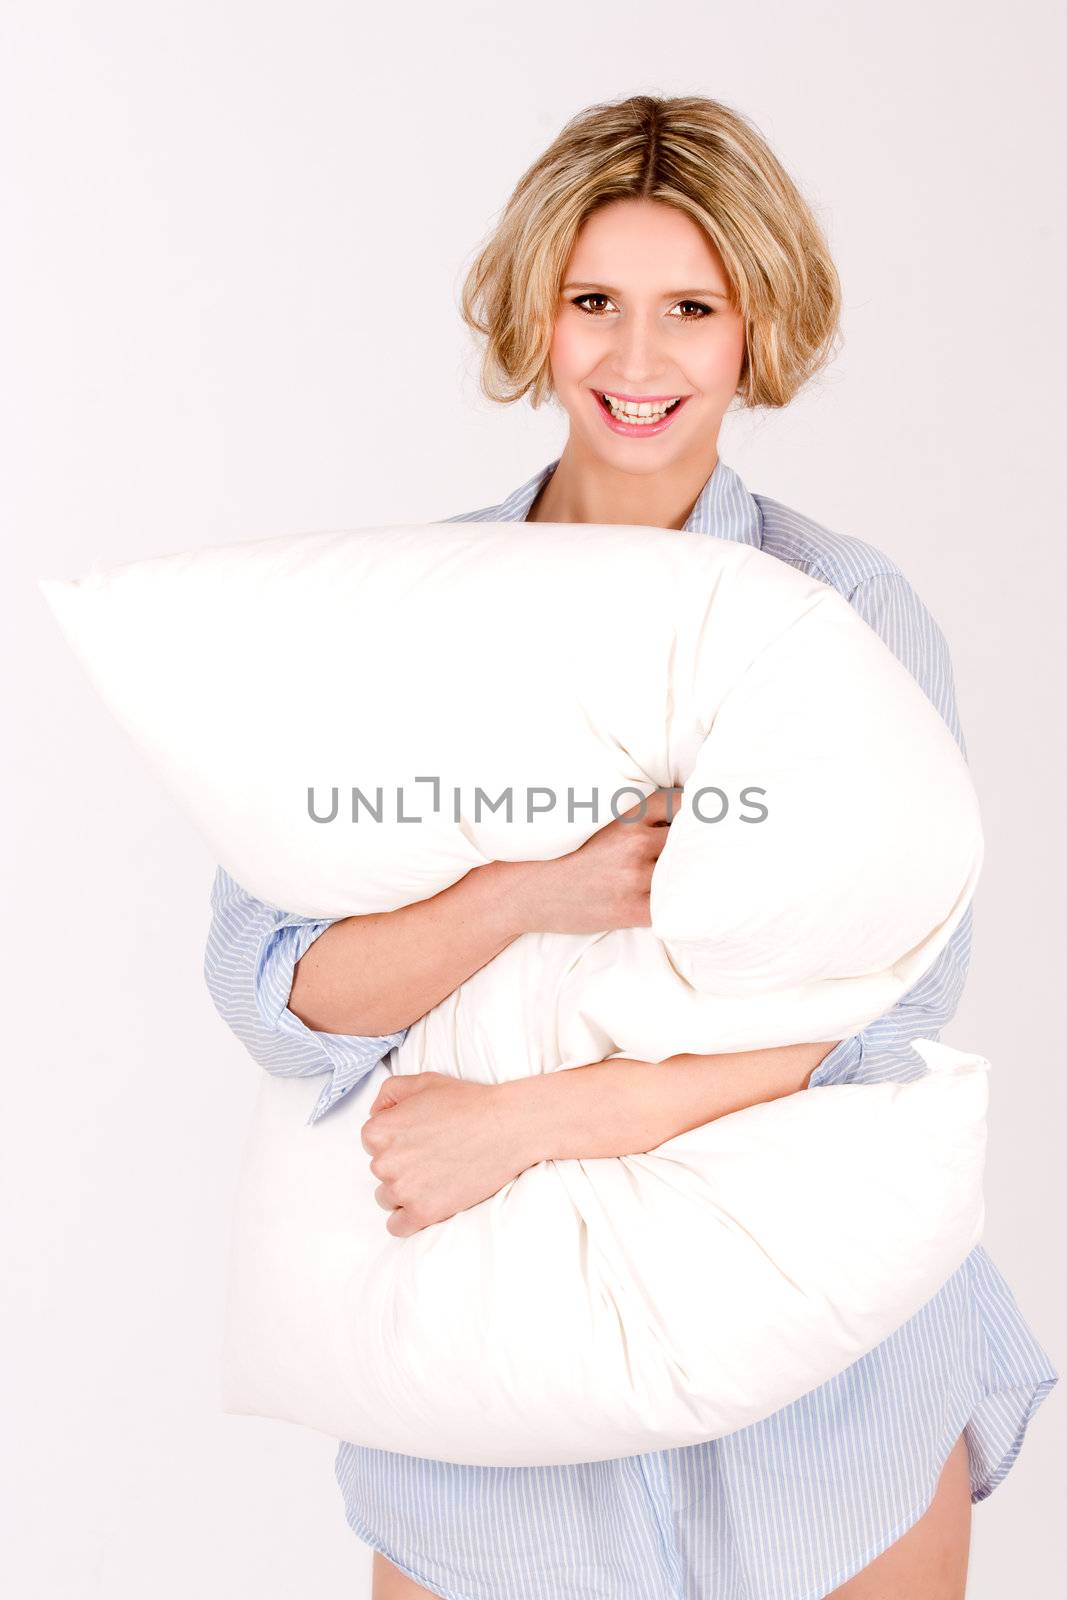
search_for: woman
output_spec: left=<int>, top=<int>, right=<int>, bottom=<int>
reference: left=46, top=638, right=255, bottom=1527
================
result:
left=203, top=95, right=1056, bottom=1600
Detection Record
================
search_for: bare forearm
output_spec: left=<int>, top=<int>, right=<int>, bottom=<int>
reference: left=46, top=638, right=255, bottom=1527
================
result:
left=504, top=1039, right=843, bottom=1164
left=288, top=859, right=537, bottom=1035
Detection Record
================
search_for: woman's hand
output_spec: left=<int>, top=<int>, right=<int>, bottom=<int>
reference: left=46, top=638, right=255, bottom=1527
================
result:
left=360, top=1072, right=539, bottom=1237
left=357, top=787, right=686, bottom=1237
left=510, top=785, right=683, bottom=936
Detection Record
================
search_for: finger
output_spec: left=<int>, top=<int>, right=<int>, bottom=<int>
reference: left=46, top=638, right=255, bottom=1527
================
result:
left=616, top=789, right=657, bottom=823
left=646, top=823, right=674, bottom=857
left=618, top=787, right=683, bottom=825
left=367, top=1073, right=422, bottom=1116
left=642, top=786, right=685, bottom=824
left=374, top=1073, right=428, bottom=1103
left=387, top=1208, right=419, bottom=1238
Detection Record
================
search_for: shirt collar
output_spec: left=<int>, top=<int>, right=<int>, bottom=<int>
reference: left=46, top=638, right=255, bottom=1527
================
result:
left=495, top=454, right=763, bottom=548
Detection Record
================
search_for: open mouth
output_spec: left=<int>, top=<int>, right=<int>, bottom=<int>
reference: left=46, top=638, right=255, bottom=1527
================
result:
left=593, top=390, right=690, bottom=432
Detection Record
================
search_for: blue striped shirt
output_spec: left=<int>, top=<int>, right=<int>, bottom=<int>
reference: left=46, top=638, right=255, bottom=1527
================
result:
left=204, top=455, right=1057, bottom=1599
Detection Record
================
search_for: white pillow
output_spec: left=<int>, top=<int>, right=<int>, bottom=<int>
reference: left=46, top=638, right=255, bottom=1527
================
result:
left=225, top=1041, right=986, bottom=1466
left=39, top=518, right=987, bottom=1464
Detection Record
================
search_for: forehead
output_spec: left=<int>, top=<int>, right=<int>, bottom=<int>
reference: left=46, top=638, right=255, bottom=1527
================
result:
left=565, top=199, right=727, bottom=290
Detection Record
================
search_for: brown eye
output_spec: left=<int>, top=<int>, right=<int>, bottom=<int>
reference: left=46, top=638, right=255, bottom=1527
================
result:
left=572, top=293, right=614, bottom=314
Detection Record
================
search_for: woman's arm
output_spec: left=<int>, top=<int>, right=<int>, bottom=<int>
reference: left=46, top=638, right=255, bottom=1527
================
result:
left=501, top=1040, right=843, bottom=1165
left=287, top=857, right=541, bottom=1036
left=362, top=1040, right=841, bottom=1236
left=204, top=790, right=680, bottom=1123
left=287, top=788, right=682, bottom=1035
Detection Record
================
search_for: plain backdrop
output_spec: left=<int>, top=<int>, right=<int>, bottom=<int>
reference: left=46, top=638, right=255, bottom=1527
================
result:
left=2, top=2, right=1064, bottom=1595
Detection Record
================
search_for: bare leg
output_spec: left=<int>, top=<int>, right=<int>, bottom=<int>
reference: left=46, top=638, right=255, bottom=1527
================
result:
left=827, top=1433, right=972, bottom=1598
left=371, top=1549, right=441, bottom=1600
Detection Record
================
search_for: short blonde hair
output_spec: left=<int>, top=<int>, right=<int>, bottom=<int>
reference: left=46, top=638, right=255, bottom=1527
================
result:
left=459, top=94, right=842, bottom=411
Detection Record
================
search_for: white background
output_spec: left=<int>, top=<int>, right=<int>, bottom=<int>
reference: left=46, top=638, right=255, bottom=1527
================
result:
left=2, top=2, right=1063, bottom=1594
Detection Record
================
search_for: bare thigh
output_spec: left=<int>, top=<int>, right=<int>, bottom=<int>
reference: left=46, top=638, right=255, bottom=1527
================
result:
left=372, top=1550, right=441, bottom=1600
left=370, top=1434, right=973, bottom=1600
left=827, top=1433, right=973, bottom=1599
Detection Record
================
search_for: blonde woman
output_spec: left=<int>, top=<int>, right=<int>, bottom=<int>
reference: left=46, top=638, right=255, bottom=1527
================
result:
left=204, top=95, right=1056, bottom=1600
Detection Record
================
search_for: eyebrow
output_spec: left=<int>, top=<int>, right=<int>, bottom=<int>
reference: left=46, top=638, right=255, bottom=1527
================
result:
left=562, top=282, right=731, bottom=300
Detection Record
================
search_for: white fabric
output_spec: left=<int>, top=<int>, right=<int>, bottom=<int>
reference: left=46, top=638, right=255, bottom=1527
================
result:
left=39, top=518, right=988, bottom=1465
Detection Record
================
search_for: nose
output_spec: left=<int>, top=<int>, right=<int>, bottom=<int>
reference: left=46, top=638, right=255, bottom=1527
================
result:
left=607, top=309, right=670, bottom=388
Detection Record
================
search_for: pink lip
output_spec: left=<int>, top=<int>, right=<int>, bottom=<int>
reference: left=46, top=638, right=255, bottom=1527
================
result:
left=591, top=389, right=691, bottom=438
left=600, top=390, right=685, bottom=403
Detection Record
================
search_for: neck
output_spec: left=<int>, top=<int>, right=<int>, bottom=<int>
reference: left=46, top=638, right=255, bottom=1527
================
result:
left=526, top=437, right=720, bottom=530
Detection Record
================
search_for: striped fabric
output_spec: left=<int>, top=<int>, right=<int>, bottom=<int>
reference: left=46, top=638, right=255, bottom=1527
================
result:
left=203, top=455, right=1057, bottom=1600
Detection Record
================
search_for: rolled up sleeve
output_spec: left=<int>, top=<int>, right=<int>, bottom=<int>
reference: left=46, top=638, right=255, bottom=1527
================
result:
left=808, top=568, right=974, bottom=1090
left=203, top=865, right=408, bottom=1125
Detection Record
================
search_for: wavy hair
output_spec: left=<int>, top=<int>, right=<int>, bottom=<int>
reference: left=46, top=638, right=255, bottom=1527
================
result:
left=459, top=94, right=842, bottom=410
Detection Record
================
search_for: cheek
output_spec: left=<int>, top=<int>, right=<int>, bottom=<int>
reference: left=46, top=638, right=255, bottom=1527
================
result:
left=694, top=320, right=747, bottom=392
left=549, top=317, right=602, bottom=385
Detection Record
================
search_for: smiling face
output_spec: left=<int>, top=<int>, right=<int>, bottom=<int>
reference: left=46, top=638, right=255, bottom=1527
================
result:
left=548, top=197, right=747, bottom=475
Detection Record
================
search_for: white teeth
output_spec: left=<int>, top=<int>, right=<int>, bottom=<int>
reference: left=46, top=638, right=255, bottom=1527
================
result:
left=602, top=393, right=680, bottom=423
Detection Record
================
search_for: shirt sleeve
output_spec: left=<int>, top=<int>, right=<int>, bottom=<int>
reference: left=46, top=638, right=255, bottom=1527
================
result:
left=203, top=865, right=409, bottom=1126
left=807, top=568, right=975, bottom=1089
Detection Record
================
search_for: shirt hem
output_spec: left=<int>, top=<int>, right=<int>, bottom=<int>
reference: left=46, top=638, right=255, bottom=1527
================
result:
left=340, top=1504, right=478, bottom=1600
left=334, top=1368, right=1057, bottom=1600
